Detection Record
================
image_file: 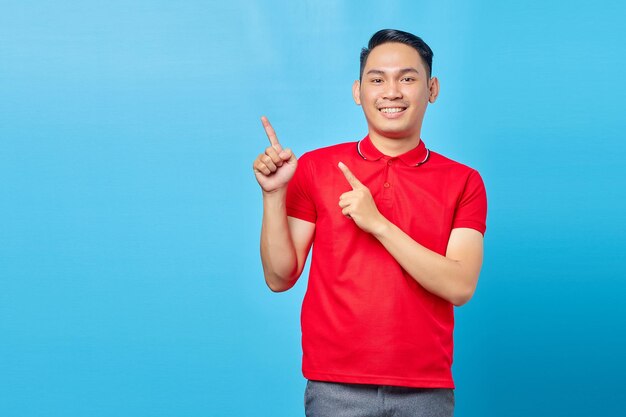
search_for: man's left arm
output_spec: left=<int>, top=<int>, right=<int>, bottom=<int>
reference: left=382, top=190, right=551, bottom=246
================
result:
left=338, top=162, right=484, bottom=306
left=373, top=225, right=483, bottom=306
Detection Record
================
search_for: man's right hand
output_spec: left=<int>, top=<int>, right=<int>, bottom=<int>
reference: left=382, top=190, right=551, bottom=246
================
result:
left=253, top=116, right=297, bottom=193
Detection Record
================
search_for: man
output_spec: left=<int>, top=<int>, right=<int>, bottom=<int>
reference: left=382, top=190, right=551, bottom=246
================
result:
left=253, top=29, right=487, bottom=417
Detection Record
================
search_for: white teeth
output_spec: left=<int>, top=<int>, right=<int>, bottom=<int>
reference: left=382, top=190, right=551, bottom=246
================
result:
left=380, top=108, right=405, bottom=113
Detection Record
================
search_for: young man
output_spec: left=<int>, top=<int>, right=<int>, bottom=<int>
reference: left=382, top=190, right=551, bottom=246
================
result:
left=253, top=29, right=487, bottom=417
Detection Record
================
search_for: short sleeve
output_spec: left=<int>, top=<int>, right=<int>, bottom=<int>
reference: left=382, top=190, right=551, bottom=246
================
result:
left=452, top=169, right=487, bottom=235
left=286, top=153, right=317, bottom=223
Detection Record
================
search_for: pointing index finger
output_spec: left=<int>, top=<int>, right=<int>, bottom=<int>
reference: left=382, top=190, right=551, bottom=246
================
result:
left=260, top=116, right=282, bottom=151
left=338, top=162, right=363, bottom=190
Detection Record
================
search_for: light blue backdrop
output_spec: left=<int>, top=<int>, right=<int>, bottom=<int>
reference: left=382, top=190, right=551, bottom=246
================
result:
left=1, top=1, right=624, bottom=416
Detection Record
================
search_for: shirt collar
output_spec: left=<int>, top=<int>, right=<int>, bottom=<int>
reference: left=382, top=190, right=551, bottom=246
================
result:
left=356, top=135, right=430, bottom=167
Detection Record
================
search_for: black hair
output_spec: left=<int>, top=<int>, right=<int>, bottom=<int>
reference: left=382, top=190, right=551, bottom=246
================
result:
left=359, top=29, right=434, bottom=81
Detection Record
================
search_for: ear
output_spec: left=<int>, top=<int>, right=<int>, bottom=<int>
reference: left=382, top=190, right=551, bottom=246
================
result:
left=352, top=80, right=361, bottom=105
left=428, top=77, right=440, bottom=103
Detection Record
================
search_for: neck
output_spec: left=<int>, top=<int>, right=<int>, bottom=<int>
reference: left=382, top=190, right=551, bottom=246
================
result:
left=368, top=132, right=421, bottom=157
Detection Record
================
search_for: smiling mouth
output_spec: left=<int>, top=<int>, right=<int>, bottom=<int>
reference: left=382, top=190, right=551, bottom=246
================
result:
left=379, top=107, right=406, bottom=114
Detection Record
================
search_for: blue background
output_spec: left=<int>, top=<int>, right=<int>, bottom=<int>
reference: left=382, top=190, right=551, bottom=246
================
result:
left=1, top=1, right=625, bottom=416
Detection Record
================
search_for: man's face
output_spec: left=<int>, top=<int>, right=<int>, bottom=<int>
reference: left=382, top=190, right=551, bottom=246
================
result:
left=353, top=42, right=439, bottom=142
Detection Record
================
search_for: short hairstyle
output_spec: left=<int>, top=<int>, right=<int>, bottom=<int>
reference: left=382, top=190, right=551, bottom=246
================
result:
left=359, top=29, right=434, bottom=81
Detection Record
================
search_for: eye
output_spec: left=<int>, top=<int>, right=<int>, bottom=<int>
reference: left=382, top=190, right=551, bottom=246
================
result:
left=370, top=78, right=383, bottom=84
left=401, top=77, right=416, bottom=82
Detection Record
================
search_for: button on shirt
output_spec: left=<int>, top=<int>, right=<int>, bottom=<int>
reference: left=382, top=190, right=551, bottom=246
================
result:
left=286, top=135, right=487, bottom=388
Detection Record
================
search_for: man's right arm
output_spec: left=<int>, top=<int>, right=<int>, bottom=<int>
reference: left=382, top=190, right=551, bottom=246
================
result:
left=253, top=116, right=315, bottom=292
left=260, top=190, right=315, bottom=292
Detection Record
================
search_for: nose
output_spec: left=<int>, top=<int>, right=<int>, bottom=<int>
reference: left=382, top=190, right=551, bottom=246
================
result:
left=383, top=80, right=402, bottom=100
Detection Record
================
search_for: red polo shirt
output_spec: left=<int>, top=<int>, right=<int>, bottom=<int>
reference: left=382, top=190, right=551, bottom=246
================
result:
left=286, top=135, right=487, bottom=388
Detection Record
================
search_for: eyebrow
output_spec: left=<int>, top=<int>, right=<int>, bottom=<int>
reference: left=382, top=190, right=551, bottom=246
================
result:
left=365, top=67, right=420, bottom=76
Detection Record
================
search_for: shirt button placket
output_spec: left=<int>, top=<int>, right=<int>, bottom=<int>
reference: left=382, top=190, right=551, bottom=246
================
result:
left=382, top=159, right=393, bottom=202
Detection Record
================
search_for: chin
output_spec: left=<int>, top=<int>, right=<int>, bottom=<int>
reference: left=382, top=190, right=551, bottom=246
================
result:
left=375, top=126, right=414, bottom=139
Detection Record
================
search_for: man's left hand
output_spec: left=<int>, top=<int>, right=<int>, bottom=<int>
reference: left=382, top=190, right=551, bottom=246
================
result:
left=338, top=162, right=388, bottom=235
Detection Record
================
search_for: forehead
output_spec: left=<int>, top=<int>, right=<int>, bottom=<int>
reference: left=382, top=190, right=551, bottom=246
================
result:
left=364, top=42, right=425, bottom=73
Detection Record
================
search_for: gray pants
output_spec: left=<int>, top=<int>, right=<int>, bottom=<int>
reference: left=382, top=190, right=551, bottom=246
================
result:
left=304, top=380, right=454, bottom=417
